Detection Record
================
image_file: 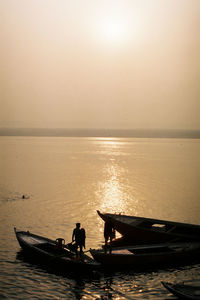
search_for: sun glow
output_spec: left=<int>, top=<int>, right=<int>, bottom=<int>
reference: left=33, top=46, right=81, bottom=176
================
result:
left=92, top=13, right=143, bottom=47
left=99, top=18, right=129, bottom=43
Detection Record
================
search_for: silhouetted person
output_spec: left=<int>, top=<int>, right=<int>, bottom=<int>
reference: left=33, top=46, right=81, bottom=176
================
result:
left=104, top=221, right=115, bottom=253
left=72, top=223, right=86, bottom=257
left=80, top=228, right=86, bottom=249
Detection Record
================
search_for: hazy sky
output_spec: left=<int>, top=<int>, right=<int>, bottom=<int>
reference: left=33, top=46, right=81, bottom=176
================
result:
left=1, top=0, right=200, bottom=130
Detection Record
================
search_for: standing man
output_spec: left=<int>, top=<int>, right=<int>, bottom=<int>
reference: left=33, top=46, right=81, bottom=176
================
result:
left=72, top=223, right=86, bottom=257
left=104, top=221, right=115, bottom=253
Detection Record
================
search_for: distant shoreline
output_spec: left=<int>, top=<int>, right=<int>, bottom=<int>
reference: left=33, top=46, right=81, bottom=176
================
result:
left=0, top=128, right=200, bottom=139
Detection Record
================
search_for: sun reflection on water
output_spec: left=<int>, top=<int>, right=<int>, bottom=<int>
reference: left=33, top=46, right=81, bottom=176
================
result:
left=100, top=164, right=125, bottom=211
left=95, top=139, right=130, bottom=214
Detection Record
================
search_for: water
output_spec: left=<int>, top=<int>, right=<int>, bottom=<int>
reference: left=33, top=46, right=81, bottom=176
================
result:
left=0, top=136, right=200, bottom=299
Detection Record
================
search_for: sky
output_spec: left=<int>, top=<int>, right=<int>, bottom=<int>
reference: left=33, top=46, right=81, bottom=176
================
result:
left=0, top=0, right=200, bottom=130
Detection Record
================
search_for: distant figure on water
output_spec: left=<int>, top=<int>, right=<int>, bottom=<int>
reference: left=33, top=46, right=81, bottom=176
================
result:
left=22, top=194, right=29, bottom=199
left=104, top=221, right=115, bottom=253
left=72, top=223, right=86, bottom=257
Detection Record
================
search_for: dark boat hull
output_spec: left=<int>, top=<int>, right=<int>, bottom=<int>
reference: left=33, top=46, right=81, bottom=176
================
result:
left=14, top=228, right=100, bottom=273
left=90, top=242, right=200, bottom=269
left=97, top=210, right=200, bottom=245
left=162, top=282, right=200, bottom=300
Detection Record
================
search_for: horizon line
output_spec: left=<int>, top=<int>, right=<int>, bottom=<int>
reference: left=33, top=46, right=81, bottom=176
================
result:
left=0, top=127, right=200, bottom=139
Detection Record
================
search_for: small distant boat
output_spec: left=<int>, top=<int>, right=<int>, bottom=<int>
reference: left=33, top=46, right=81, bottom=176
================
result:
left=14, top=228, right=100, bottom=273
left=162, top=281, right=200, bottom=299
left=97, top=210, right=200, bottom=245
left=90, top=242, right=200, bottom=269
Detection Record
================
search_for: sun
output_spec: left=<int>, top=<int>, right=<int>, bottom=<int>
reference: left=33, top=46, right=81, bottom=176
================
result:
left=99, top=18, right=129, bottom=43
left=92, top=14, right=142, bottom=47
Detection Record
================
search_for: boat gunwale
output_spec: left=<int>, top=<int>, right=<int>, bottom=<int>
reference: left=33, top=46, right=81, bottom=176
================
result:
left=97, top=210, right=200, bottom=229
left=90, top=241, right=200, bottom=257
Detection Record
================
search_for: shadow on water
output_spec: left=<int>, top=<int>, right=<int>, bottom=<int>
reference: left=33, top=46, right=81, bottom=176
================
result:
left=16, top=250, right=100, bottom=280
left=15, top=251, right=141, bottom=299
left=16, top=250, right=120, bottom=299
left=16, top=248, right=200, bottom=278
left=16, top=251, right=103, bottom=299
left=15, top=250, right=200, bottom=299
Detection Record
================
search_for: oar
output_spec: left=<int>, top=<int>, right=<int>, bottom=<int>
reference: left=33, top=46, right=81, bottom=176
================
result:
left=64, top=243, right=92, bottom=257
left=64, top=241, right=90, bottom=252
left=83, top=249, right=91, bottom=254
left=63, top=242, right=75, bottom=250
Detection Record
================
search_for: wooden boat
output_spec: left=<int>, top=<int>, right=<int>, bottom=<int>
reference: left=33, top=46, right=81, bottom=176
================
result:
left=162, top=281, right=200, bottom=299
left=14, top=228, right=100, bottom=273
left=97, top=210, right=200, bottom=246
left=90, top=242, right=200, bottom=269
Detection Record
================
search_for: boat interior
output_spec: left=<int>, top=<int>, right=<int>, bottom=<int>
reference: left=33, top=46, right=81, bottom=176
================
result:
left=129, top=219, right=200, bottom=237
left=34, top=242, right=73, bottom=257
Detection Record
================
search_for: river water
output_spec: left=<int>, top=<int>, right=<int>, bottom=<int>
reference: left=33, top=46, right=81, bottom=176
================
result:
left=0, top=136, right=200, bottom=299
